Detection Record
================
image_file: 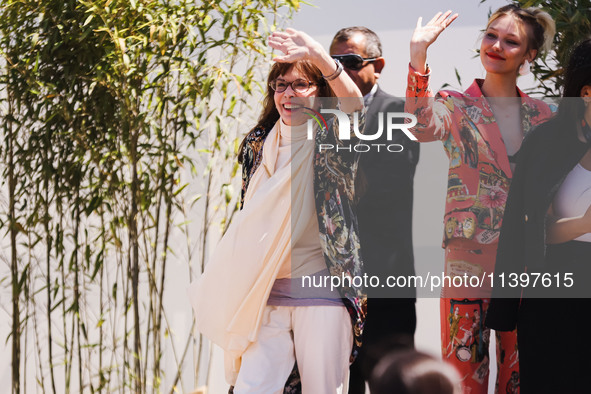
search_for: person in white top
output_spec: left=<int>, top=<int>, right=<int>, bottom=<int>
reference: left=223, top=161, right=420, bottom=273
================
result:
left=486, top=38, right=591, bottom=393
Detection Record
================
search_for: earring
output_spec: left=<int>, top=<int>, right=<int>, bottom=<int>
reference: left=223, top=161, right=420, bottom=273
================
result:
left=519, top=60, right=531, bottom=76
left=583, top=97, right=591, bottom=106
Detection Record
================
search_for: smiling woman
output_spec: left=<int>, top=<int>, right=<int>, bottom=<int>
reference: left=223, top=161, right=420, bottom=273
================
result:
left=189, top=28, right=366, bottom=394
left=405, top=5, right=555, bottom=394
left=271, top=67, right=322, bottom=126
left=481, top=16, right=536, bottom=77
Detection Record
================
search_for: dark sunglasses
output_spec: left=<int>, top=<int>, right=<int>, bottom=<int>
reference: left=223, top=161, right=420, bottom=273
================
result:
left=269, top=78, right=316, bottom=93
left=331, top=54, right=377, bottom=71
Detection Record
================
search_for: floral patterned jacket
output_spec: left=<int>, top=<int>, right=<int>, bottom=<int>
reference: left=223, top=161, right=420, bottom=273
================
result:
left=405, top=65, right=553, bottom=246
left=239, top=110, right=367, bottom=392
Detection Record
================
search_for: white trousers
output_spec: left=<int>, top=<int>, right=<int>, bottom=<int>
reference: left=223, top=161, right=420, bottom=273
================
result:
left=234, top=305, right=353, bottom=394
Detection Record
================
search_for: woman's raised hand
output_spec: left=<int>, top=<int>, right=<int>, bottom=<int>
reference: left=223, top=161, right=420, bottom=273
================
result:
left=410, top=11, right=458, bottom=74
left=268, top=28, right=363, bottom=110
left=268, top=28, right=323, bottom=63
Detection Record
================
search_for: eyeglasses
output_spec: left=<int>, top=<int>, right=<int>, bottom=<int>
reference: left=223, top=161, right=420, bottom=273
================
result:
left=269, top=79, right=316, bottom=93
left=331, top=54, right=377, bottom=71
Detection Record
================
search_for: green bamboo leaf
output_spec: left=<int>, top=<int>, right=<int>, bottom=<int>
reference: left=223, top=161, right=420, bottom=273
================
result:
left=173, top=183, right=188, bottom=196
left=18, top=264, right=29, bottom=294
left=83, top=14, right=94, bottom=27
left=454, top=67, right=462, bottom=88
left=86, top=195, right=103, bottom=215
left=190, top=194, right=203, bottom=208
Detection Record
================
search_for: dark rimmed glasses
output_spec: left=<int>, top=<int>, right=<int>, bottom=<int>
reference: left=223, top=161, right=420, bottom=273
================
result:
left=331, top=54, right=377, bottom=71
left=269, top=78, right=316, bottom=94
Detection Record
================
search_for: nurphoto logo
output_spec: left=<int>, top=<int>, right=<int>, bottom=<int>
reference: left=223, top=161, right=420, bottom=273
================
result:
left=305, top=107, right=418, bottom=153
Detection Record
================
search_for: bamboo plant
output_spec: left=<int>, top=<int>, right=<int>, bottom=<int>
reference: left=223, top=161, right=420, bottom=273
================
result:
left=0, top=0, right=301, bottom=392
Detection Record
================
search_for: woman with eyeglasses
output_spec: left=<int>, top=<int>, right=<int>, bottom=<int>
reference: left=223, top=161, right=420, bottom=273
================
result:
left=405, top=5, right=555, bottom=393
left=190, top=28, right=365, bottom=393
left=485, top=38, right=591, bottom=394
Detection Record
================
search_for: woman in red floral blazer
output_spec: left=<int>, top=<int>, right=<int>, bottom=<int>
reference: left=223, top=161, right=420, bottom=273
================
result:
left=405, top=5, right=555, bottom=393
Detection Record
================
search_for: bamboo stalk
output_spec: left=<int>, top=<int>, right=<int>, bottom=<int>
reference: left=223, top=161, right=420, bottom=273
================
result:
left=8, top=90, right=20, bottom=394
left=44, top=116, right=57, bottom=394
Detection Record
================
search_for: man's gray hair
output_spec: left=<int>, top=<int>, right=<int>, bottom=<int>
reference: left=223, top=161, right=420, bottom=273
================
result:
left=330, top=26, right=382, bottom=58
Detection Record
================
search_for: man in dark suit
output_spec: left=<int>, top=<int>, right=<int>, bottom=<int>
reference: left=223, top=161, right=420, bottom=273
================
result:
left=329, top=27, right=420, bottom=394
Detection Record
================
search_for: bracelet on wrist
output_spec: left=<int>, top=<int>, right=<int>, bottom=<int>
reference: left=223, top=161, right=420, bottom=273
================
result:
left=322, top=58, right=343, bottom=81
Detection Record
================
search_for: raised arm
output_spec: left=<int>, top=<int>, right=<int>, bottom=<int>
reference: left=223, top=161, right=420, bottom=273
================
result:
left=410, top=11, right=458, bottom=74
left=405, top=11, right=458, bottom=143
left=269, top=28, right=363, bottom=113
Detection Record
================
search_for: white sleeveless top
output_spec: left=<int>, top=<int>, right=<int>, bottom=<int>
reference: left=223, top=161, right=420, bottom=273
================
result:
left=553, top=163, right=591, bottom=242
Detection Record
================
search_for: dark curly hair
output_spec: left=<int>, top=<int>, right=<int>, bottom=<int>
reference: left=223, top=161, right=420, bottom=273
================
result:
left=557, top=38, right=591, bottom=127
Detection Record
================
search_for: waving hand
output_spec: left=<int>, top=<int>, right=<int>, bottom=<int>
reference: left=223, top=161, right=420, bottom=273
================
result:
left=410, top=11, right=458, bottom=74
left=268, top=28, right=322, bottom=63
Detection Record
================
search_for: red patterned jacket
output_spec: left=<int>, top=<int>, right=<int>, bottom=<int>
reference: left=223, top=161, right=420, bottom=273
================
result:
left=405, top=65, right=554, bottom=246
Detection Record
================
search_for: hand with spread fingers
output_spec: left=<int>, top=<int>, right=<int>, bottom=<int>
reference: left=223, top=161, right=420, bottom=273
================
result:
left=268, top=28, right=324, bottom=63
left=410, top=10, right=458, bottom=74
left=269, top=28, right=363, bottom=111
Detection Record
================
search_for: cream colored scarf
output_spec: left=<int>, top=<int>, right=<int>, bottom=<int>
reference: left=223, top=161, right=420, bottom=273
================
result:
left=188, top=119, right=316, bottom=384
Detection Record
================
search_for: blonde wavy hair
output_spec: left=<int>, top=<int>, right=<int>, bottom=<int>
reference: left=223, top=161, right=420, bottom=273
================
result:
left=487, top=4, right=556, bottom=57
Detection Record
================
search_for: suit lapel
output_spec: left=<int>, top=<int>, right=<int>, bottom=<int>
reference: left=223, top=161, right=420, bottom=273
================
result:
left=461, top=80, right=514, bottom=178
left=364, top=86, right=385, bottom=137
left=356, top=86, right=383, bottom=165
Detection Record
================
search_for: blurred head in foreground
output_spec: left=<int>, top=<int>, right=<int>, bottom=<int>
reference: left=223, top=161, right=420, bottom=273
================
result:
left=369, top=350, right=462, bottom=394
